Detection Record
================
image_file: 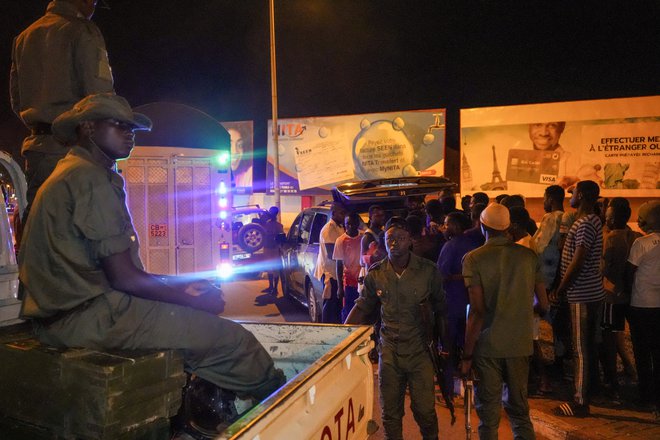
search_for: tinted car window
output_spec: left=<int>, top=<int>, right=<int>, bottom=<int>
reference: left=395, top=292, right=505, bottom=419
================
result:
left=300, top=211, right=314, bottom=244
left=288, top=213, right=303, bottom=242
left=310, top=212, right=328, bottom=244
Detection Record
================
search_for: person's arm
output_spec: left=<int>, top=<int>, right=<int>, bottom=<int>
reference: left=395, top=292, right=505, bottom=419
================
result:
left=9, top=41, right=20, bottom=118
left=361, top=233, right=374, bottom=259
left=602, top=235, right=619, bottom=294
left=101, top=249, right=225, bottom=314
left=333, top=236, right=345, bottom=300
left=324, top=240, right=336, bottom=258
left=624, top=261, right=637, bottom=296
left=624, top=238, right=642, bottom=296
left=345, top=271, right=379, bottom=324
left=320, top=224, right=337, bottom=278
left=344, top=303, right=369, bottom=324
left=460, top=284, right=485, bottom=377
left=555, top=244, right=587, bottom=296
left=534, top=281, right=549, bottom=316
left=336, top=260, right=345, bottom=301
left=430, top=268, right=448, bottom=352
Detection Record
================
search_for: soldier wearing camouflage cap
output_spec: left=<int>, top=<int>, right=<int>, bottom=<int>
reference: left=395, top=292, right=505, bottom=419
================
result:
left=19, top=94, right=286, bottom=435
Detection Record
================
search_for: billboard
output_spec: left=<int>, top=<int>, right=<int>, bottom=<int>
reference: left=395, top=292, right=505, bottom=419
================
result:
left=220, top=120, right=253, bottom=195
left=267, top=110, right=446, bottom=194
left=460, top=96, right=660, bottom=197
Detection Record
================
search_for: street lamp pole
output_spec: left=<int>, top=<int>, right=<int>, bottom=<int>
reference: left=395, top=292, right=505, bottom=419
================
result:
left=269, top=0, right=281, bottom=213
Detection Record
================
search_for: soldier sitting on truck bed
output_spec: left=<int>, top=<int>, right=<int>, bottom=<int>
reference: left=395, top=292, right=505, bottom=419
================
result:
left=18, top=93, right=285, bottom=436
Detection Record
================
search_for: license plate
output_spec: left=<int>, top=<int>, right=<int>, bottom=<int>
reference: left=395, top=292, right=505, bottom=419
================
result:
left=232, top=253, right=250, bottom=261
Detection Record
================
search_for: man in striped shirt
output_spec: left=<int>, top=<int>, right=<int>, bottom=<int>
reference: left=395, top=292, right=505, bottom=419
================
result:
left=553, top=180, right=605, bottom=417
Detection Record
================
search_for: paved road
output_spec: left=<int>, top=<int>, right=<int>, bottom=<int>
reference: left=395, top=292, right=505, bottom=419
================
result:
left=220, top=276, right=309, bottom=323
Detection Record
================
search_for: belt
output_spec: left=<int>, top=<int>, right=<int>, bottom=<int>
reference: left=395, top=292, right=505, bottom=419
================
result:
left=30, top=122, right=52, bottom=136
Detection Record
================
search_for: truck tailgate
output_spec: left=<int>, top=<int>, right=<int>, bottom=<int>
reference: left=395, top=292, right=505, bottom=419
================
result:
left=220, top=323, right=375, bottom=440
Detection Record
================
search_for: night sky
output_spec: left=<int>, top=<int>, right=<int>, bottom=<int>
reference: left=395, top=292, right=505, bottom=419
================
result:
left=2, top=0, right=659, bottom=180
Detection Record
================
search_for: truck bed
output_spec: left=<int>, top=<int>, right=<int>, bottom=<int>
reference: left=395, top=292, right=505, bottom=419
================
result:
left=223, top=323, right=376, bottom=440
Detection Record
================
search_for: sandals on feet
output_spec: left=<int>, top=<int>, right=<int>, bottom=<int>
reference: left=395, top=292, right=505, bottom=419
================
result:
left=553, top=402, right=590, bottom=418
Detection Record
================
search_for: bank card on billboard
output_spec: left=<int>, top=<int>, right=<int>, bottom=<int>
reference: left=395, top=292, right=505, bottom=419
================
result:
left=506, top=149, right=560, bottom=185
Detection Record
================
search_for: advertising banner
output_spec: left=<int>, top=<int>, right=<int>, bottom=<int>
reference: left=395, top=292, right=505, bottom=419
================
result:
left=220, top=120, right=253, bottom=195
left=460, top=96, right=660, bottom=197
left=267, top=110, right=446, bottom=194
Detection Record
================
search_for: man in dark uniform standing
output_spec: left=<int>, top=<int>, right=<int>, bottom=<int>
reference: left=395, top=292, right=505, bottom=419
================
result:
left=346, top=218, right=447, bottom=440
left=19, top=94, right=285, bottom=432
left=10, top=0, right=115, bottom=222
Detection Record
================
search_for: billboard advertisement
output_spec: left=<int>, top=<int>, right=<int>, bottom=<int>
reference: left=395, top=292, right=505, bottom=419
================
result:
left=267, top=110, right=446, bottom=194
left=220, top=120, right=253, bottom=195
left=460, top=96, right=660, bottom=197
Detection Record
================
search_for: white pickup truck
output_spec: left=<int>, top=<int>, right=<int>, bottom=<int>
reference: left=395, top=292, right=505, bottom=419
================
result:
left=223, top=323, right=376, bottom=440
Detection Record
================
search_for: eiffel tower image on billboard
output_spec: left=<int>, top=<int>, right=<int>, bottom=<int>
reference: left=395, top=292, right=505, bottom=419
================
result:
left=480, top=145, right=507, bottom=191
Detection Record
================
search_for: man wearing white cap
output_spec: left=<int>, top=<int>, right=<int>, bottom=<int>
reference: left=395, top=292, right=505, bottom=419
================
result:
left=460, top=203, right=548, bottom=439
left=18, top=93, right=285, bottom=436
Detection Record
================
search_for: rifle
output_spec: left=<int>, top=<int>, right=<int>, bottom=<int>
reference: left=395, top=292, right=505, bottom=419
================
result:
left=464, top=370, right=475, bottom=440
left=419, top=300, right=456, bottom=425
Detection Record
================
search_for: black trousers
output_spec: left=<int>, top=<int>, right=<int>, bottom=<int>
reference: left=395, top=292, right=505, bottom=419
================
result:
left=628, top=306, right=660, bottom=406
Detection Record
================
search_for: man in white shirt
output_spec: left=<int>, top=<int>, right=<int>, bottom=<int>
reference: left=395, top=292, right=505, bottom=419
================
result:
left=626, top=200, right=660, bottom=414
left=315, top=202, right=347, bottom=323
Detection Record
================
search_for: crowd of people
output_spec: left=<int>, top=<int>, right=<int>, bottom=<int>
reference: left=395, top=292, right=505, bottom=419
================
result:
left=322, top=184, right=658, bottom=439
left=9, top=2, right=658, bottom=439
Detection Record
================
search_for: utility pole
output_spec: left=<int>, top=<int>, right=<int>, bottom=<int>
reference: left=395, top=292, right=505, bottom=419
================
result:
left=269, top=0, right=281, bottom=214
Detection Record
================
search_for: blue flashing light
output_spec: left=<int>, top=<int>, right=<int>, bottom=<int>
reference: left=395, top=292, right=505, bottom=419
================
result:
left=219, top=211, right=228, bottom=220
left=216, top=262, right=233, bottom=279
left=218, top=181, right=227, bottom=195
left=219, top=197, right=228, bottom=208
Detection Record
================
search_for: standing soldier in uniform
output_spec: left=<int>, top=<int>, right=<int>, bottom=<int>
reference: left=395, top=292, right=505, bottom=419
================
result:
left=10, top=0, right=115, bottom=223
left=346, top=219, right=447, bottom=440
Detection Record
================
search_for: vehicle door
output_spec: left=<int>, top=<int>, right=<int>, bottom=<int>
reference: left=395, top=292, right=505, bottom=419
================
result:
left=285, top=211, right=314, bottom=298
left=280, top=213, right=301, bottom=293
left=303, top=212, right=329, bottom=296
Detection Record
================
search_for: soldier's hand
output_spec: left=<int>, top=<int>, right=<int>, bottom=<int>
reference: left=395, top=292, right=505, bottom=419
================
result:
left=190, top=288, right=226, bottom=315
left=184, top=279, right=216, bottom=296
left=459, top=359, right=473, bottom=378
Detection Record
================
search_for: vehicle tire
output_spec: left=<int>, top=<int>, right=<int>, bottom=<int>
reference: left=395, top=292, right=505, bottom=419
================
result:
left=306, top=282, right=321, bottom=323
left=237, top=223, right=264, bottom=253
